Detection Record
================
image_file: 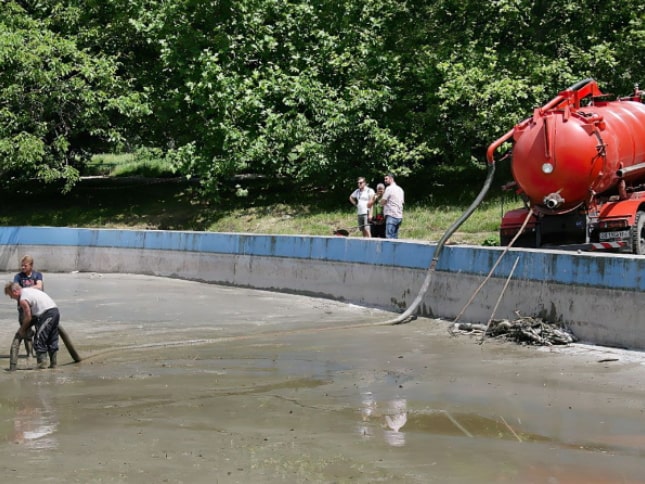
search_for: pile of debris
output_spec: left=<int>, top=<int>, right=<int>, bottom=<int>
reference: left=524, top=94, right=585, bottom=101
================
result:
left=450, top=314, right=577, bottom=346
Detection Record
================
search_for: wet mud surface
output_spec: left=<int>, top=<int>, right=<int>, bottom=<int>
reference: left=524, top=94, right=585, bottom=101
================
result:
left=0, top=272, right=644, bottom=483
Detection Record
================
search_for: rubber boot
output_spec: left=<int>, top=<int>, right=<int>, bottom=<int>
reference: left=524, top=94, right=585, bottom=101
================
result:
left=24, top=338, right=35, bottom=358
left=36, top=352, right=49, bottom=370
left=48, top=351, right=58, bottom=369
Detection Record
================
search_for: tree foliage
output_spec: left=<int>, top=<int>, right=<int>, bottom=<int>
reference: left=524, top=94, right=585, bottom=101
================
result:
left=0, top=1, right=147, bottom=191
left=1, top=0, right=643, bottom=195
left=119, top=0, right=423, bottom=191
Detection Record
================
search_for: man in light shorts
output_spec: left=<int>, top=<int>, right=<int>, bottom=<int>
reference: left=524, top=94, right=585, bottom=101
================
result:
left=349, top=176, right=375, bottom=237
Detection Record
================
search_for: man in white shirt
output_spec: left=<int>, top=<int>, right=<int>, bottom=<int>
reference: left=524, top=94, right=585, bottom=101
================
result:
left=5, top=282, right=60, bottom=370
left=349, top=177, right=375, bottom=237
left=380, top=173, right=405, bottom=239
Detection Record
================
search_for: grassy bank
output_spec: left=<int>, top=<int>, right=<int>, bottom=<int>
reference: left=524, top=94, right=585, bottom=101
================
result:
left=0, top=156, right=523, bottom=246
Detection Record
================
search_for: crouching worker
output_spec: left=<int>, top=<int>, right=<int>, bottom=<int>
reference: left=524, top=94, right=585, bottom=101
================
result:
left=5, top=282, right=60, bottom=370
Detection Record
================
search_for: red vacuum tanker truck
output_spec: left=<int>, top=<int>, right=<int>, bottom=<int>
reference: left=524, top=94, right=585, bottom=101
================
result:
left=487, top=78, right=645, bottom=254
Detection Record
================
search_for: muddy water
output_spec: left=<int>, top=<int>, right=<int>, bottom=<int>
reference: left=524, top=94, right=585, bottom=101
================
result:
left=0, top=273, right=644, bottom=483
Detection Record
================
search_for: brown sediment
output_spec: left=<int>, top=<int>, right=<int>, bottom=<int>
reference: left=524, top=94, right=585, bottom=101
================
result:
left=1, top=272, right=644, bottom=483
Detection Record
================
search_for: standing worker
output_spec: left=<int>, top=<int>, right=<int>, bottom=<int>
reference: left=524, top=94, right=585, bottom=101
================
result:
left=349, top=177, right=375, bottom=237
left=14, top=255, right=43, bottom=290
left=380, top=173, right=405, bottom=239
left=12, top=255, right=43, bottom=357
left=5, top=282, right=60, bottom=370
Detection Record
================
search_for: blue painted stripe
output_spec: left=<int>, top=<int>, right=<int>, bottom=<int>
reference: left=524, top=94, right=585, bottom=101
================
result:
left=0, top=227, right=642, bottom=292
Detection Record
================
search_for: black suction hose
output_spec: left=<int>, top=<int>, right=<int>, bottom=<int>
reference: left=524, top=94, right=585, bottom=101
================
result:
left=384, top=162, right=497, bottom=325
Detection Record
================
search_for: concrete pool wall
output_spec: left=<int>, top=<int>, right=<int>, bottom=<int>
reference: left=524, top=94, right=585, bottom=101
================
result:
left=0, top=226, right=642, bottom=350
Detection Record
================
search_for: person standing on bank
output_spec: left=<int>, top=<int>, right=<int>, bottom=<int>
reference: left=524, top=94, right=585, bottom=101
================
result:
left=368, top=183, right=386, bottom=238
left=13, top=255, right=43, bottom=358
left=380, top=173, right=405, bottom=239
left=5, top=282, right=60, bottom=370
left=349, top=177, right=375, bottom=237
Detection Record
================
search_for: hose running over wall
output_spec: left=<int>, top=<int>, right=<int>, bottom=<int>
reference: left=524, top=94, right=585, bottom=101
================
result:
left=383, top=162, right=497, bottom=325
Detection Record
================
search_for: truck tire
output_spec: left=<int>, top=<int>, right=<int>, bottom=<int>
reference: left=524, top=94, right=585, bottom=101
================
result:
left=631, top=211, right=645, bottom=255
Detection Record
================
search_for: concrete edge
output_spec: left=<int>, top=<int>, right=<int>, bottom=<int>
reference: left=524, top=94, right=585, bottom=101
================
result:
left=0, top=227, right=643, bottom=350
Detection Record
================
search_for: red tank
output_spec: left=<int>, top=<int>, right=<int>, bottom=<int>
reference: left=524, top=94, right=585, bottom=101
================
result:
left=494, top=79, right=645, bottom=214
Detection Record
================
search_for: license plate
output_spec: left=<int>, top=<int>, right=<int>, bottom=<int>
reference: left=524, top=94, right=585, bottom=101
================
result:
left=599, top=230, right=630, bottom=241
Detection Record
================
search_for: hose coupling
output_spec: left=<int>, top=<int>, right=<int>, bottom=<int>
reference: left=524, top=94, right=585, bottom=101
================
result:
left=543, top=192, right=565, bottom=210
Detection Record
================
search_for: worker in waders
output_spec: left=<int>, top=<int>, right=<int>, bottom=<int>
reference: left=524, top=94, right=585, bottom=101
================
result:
left=4, top=282, right=60, bottom=370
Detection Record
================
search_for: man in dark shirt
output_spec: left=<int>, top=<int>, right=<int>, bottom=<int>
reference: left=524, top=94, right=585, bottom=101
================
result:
left=12, top=255, right=43, bottom=359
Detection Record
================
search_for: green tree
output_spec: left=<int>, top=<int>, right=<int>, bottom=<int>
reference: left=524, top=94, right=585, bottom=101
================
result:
left=402, top=0, right=644, bottom=168
left=3, top=0, right=643, bottom=199
left=139, top=0, right=644, bottom=193
left=124, top=0, right=429, bottom=194
left=0, top=1, right=147, bottom=191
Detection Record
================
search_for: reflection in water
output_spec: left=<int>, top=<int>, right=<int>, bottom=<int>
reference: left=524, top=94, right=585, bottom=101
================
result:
left=357, top=392, right=376, bottom=439
left=358, top=393, right=408, bottom=447
left=383, top=429, right=405, bottom=447
left=385, top=398, right=408, bottom=431
left=8, top=385, right=59, bottom=450
left=384, top=398, right=407, bottom=447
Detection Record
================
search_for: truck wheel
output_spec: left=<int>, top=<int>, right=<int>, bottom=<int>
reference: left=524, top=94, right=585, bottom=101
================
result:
left=631, top=211, right=645, bottom=255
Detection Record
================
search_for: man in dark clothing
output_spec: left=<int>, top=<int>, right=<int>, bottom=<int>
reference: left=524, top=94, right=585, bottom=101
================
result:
left=13, top=255, right=44, bottom=290
left=12, top=255, right=43, bottom=358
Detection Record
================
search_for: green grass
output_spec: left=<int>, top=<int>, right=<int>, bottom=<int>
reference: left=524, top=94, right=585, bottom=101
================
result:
left=0, top=154, right=524, bottom=246
left=85, top=151, right=177, bottom=177
left=201, top=198, right=512, bottom=245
